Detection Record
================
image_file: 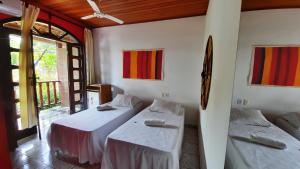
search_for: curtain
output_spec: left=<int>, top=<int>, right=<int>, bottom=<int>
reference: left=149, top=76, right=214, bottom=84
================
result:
left=84, top=28, right=97, bottom=84
left=19, top=3, right=39, bottom=128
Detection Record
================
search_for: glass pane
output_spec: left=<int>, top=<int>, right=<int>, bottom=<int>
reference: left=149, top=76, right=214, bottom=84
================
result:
left=62, top=34, right=78, bottom=44
left=12, top=69, right=19, bottom=82
left=9, top=34, right=21, bottom=49
left=32, top=29, right=39, bottom=35
left=10, top=52, right=19, bottom=66
left=3, top=21, right=21, bottom=30
left=16, top=102, right=20, bottom=115
left=75, top=104, right=82, bottom=112
left=17, top=117, right=22, bottom=130
left=74, top=82, right=80, bottom=91
left=34, top=22, right=49, bottom=35
left=14, top=86, right=20, bottom=99
left=73, top=59, right=80, bottom=68
left=73, top=70, right=80, bottom=80
left=74, top=93, right=81, bottom=102
left=72, top=47, right=79, bottom=56
left=51, top=25, right=66, bottom=38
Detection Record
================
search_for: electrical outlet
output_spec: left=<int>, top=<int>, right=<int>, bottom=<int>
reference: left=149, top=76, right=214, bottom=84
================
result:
left=243, top=99, right=248, bottom=105
left=161, top=92, right=170, bottom=97
left=237, top=99, right=242, bottom=105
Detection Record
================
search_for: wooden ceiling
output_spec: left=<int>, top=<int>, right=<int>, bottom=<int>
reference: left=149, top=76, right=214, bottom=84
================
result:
left=24, top=0, right=300, bottom=28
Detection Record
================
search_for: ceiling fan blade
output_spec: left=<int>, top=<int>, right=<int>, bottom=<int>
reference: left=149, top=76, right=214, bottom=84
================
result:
left=103, top=14, right=124, bottom=24
left=81, top=15, right=95, bottom=20
left=87, top=0, right=101, bottom=13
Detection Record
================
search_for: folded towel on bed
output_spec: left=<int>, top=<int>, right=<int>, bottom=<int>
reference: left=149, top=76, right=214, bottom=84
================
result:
left=282, top=112, right=300, bottom=129
left=144, top=119, right=165, bottom=127
left=250, top=134, right=287, bottom=149
left=97, top=105, right=116, bottom=111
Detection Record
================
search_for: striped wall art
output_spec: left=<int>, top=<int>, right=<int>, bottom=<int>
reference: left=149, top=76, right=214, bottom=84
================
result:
left=123, top=49, right=163, bottom=80
left=250, top=46, right=300, bottom=87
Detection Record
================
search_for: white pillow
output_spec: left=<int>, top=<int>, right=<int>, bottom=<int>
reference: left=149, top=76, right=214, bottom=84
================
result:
left=149, top=99, right=183, bottom=115
left=111, top=94, right=141, bottom=108
left=230, top=108, right=271, bottom=127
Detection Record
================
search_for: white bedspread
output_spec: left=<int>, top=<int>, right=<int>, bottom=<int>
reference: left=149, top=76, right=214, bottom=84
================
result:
left=227, top=122, right=300, bottom=169
left=47, top=103, right=142, bottom=164
left=276, top=118, right=300, bottom=141
left=101, top=107, right=185, bottom=169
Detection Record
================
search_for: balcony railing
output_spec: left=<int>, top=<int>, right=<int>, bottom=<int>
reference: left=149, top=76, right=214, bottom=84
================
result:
left=36, top=81, right=61, bottom=110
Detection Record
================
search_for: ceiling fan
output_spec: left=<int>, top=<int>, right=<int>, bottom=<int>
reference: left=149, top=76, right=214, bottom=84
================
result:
left=81, top=0, right=124, bottom=24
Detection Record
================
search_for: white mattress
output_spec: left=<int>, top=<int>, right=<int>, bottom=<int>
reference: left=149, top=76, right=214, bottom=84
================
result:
left=47, top=103, right=143, bottom=164
left=226, top=122, right=300, bottom=169
left=101, top=107, right=185, bottom=169
left=276, top=118, right=300, bottom=141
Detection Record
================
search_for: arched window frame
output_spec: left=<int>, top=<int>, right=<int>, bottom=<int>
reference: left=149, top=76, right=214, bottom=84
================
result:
left=0, top=17, right=81, bottom=45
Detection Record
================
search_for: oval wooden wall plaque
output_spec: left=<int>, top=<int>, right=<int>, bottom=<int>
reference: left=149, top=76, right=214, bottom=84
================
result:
left=201, top=35, right=213, bottom=110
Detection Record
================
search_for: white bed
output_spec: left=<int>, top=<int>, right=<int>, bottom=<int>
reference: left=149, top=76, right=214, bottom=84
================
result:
left=276, top=118, right=300, bottom=141
left=276, top=113, right=300, bottom=141
left=225, top=108, right=300, bottom=169
left=47, top=95, right=143, bottom=164
left=101, top=100, right=185, bottom=169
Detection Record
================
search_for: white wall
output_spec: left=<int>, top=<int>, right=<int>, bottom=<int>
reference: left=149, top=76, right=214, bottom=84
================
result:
left=232, top=9, right=300, bottom=117
left=93, top=16, right=204, bottom=125
left=200, top=0, right=241, bottom=169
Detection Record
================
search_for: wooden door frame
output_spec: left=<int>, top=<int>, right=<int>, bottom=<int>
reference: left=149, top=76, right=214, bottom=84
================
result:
left=0, top=27, right=39, bottom=149
left=67, top=43, right=87, bottom=114
left=0, top=18, right=87, bottom=146
left=0, top=27, right=18, bottom=150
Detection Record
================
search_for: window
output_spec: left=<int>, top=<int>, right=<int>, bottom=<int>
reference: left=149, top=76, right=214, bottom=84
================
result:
left=3, top=20, right=79, bottom=44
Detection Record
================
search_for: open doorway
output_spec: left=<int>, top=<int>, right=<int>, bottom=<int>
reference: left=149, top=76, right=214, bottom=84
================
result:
left=2, top=19, right=87, bottom=143
left=32, top=36, right=70, bottom=139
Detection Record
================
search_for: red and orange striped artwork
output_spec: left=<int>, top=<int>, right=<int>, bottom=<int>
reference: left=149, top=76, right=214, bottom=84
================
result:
left=123, top=49, right=163, bottom=80
left=250, top=46, right=300, bottom=87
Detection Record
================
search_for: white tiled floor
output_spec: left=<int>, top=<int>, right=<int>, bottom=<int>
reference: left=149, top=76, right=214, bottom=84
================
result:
left=11, top=108, right=200, bottom=169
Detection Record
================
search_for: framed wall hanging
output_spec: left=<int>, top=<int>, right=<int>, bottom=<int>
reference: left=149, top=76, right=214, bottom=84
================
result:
left=201, top=35, right=213, bottom=110
left=250, top=46, right=300, bottom=87
left=123, top=49, right=163, bottom=80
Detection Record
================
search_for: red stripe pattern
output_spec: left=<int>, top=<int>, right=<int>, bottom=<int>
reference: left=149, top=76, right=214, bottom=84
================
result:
left=123, top=50, right=163, bottom=80
left=251, top=46, right=300, bottom=87
left=123, top=51, right=131, bottom=78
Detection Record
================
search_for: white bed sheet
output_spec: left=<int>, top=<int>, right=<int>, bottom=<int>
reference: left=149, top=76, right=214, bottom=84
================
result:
left=101, top=107, right=185, bottom=169
left=47, top=103, right=143, bottom=164
left=225, top=137, right=249, bottom=169
left=276, top=118, right=300, bottom=141
left=227, top=122, right=300, bottom=169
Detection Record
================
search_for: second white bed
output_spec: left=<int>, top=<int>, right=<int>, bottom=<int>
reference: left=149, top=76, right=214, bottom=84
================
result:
left=101, top=106, right=185, bottom=169
left=225, top=108, right=300, bottom=169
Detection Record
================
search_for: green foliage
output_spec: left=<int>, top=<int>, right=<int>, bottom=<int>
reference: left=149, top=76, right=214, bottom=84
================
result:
left=10, top=52, right=19, bottom=65
left=33, top=40, right=57, bottom=81
left=33, top=40, right=60, bottom=109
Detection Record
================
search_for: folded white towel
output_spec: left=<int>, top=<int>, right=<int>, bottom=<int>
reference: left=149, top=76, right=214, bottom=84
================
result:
left=144, top=119, right=165, bottom=127
left=250, top=134, right=287, bottom=149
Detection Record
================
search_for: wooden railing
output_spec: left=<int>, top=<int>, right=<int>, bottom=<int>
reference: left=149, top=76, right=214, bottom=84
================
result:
left=36, top=81, right=61, bottom=109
